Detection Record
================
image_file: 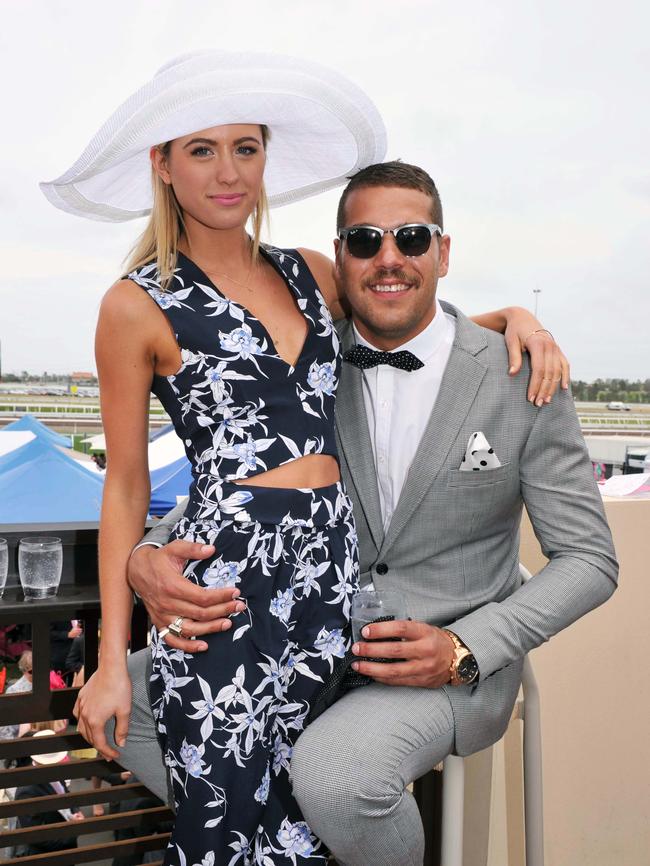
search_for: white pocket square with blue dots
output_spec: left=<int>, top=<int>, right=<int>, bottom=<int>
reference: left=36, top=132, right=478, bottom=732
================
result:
left=460, top=432, right=502, bottom=471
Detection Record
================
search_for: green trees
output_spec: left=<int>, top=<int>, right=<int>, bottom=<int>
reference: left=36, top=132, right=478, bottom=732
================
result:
left=571, top=379, right=650, bottom=403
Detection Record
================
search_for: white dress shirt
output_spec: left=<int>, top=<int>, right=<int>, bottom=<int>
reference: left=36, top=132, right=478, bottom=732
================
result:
left=353, top=299, right=456, bottom=530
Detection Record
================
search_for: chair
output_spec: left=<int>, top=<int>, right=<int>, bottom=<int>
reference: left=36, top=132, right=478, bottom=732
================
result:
left=439, top=564, right=544, bottom=866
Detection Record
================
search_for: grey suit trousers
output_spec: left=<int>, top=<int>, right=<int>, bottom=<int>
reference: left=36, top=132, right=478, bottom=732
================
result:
left=292, top=683, right=455, bottom=866
left=106, top=648, right=171, bottom=805
left=113, top=648, right=455, bottom=866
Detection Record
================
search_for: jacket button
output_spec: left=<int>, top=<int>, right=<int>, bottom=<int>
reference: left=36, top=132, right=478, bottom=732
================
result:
left=375, top=562, right=388, bottom=575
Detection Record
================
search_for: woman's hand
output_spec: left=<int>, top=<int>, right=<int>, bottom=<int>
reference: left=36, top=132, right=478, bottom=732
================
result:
left=73, top=666, right=132, bottom=761
left=502, top=307, right=570, bottom=406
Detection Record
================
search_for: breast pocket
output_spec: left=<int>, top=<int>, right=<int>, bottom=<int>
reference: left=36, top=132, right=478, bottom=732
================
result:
left=445, top=462, right=518, bottom=536
left=447, top=462, right=512, bottom=488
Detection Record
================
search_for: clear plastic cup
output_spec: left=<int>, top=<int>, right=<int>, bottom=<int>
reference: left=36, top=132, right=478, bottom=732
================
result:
left=350, top=590, right=406, bottom=642
left=18, top=537, right=63, bottom=600
left=0, top=538, right=8, bottom=599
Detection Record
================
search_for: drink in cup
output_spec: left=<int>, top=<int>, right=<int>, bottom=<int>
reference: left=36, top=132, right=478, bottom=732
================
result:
left=350, top=590, right=406, bottom=643
left=0, top=538, right=8, bottom=599
left=18, top=537, right=63, bottom=600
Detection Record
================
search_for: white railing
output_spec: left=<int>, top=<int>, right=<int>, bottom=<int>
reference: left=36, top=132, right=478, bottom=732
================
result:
left=0, top=402, right=168, bottom=419
left=578, top=414, right=650, bottom=432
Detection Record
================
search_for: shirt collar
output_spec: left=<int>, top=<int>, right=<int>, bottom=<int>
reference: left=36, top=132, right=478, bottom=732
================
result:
left=352, top=297, right=451, bottom=364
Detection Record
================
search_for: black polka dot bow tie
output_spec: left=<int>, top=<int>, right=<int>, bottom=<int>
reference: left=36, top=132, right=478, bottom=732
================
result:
left=343, top=344, right=424, bottom=372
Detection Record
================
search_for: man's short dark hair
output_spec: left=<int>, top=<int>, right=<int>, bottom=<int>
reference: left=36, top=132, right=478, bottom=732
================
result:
left=336, top=160, right=443, bottom=231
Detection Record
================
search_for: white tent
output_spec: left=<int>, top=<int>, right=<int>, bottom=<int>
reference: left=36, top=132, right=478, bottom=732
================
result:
left=147, top=428, right=186, bottom=471
left=81, top=433, right=107, bottom=451
left=77, top=427, right=186, bottom=472
left=0, top=430, right=35, bottom=457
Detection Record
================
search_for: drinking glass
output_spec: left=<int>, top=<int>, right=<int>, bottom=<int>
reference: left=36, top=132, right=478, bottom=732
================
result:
left=0, top=538, right=8, bottom=599
left=18, top=537, right=63, bottom=600
left=350, top=590, right=406, bottom=643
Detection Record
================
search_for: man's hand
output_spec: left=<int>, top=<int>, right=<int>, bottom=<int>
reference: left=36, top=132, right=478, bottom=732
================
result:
left=351, top=619, right=454, bottom=688
left=503, top=307, right=570, bottom=406
left=127, top=541, right=247, bottom=653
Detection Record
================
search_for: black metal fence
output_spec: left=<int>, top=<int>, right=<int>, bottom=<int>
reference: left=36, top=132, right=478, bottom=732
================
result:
left=0, top=523, right=170, bottom=865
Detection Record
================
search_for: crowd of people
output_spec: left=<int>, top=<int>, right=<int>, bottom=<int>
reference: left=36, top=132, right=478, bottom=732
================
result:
left=0, top=647, right=164, bottom=863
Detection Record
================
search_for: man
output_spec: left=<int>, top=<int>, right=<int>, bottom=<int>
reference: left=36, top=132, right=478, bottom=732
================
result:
left=107, top=162, right=617, bottom=865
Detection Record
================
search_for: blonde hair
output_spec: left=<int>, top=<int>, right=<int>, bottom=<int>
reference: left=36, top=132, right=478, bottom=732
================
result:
left=125, top=126, right=270, bottom=288
left=18, top=650, right=33, bottom=674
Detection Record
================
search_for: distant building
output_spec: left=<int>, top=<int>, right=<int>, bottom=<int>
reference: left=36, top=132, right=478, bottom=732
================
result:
left=68, top=371, right=98, bottom=396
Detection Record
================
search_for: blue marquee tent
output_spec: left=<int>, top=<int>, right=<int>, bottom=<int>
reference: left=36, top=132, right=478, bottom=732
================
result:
left=4, top=414, right=71, bottom=448
left=150, top=422, right=175, bottom=441
left=0, top=416, right=193, bottom=523
left=0, top=436, right=104, bottom=523
left=149, top=457, right=193, bottom=516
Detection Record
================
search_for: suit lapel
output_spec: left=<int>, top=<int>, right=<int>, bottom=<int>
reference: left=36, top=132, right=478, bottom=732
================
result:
left=335, top=320, right=384, bottom=549
left=381, top=305, right=488, bottom=554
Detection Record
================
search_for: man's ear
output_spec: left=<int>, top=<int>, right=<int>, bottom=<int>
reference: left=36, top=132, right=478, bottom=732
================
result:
left=437, top=234, right=451, bottom=278
left=333, top=237, right=342, bottom=277
left=150, top=146, right=172, bottom=186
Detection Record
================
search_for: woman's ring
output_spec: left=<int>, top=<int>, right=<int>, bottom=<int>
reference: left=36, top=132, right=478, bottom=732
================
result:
left=158, top=627, right=170, bottom=639
left=168, top=616, right=186, bottom=638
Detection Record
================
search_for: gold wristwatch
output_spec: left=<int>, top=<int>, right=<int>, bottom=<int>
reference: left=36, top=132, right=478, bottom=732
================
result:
left=443, top=629, right=479, bottom=686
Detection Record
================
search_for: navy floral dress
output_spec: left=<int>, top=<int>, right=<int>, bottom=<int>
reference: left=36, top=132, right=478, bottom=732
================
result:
left=128, top=247, right=359, bottom=866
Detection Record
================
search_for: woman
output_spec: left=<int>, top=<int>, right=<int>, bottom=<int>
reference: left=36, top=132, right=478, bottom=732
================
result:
left=43, top=52, right=566, bottom=864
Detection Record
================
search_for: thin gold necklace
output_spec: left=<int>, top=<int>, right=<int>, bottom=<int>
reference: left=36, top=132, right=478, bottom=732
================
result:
left=190, top=242, right=258, bottom=293
left=202, top=261, right=256, bottom=293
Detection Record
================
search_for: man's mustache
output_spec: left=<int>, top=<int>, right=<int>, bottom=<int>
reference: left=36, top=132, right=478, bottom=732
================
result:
left=361, top=269, right=419, bottom=289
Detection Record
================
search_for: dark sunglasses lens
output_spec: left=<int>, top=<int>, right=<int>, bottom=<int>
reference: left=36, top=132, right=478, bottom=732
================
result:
left=346, top=228, right=382, bottom=258
left=395, top=226, right=432, bottom=256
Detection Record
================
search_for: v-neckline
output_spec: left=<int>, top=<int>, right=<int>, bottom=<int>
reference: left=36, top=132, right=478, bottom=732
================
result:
left=178, top=248, right=311, bottom=370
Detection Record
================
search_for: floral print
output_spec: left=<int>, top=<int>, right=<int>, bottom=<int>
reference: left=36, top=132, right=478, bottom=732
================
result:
left=150, top=484, right=358, bottom=865
left=130, top=249, right=359, bottom=865
left=129, top=247, right=341, bottom=504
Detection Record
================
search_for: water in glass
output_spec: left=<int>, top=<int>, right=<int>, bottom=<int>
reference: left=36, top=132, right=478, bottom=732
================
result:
left=18, top=537, right=63, bottom=599
left=0, top=538, right=8, bottom=598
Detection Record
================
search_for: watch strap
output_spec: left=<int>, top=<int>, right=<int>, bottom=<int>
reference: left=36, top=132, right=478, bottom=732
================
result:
left=443, top=629, right=476, bottom=686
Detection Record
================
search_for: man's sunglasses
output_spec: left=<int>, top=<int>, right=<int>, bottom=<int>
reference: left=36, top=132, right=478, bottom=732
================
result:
left=338, top=223, right=443, bottom=259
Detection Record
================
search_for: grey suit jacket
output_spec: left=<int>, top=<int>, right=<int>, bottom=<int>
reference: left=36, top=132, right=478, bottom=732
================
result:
left=145, top=302, right=618, bottom=755
left=335, top=304, right=617, bottom=753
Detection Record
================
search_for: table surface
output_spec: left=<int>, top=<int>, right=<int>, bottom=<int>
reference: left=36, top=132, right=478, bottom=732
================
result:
left=0, top=583, right=101, bottom=622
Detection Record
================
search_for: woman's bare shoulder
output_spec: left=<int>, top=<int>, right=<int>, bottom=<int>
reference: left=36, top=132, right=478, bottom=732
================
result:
left=99, top=277, right=161, bottom=332
left=101, top=276, right=150, bottom=311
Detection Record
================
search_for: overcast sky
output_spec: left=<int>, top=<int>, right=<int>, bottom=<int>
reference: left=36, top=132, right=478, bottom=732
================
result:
left=1, top=0, right=647, bottom=380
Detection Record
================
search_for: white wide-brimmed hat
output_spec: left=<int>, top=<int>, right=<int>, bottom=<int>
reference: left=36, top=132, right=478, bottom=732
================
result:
left=40, top=50, right=387, bottom=222
left=30, top=729, right=68, bottom=765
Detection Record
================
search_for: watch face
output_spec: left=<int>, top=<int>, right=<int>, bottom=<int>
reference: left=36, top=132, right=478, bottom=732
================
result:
left=457, top=654, right=479, bottom=684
